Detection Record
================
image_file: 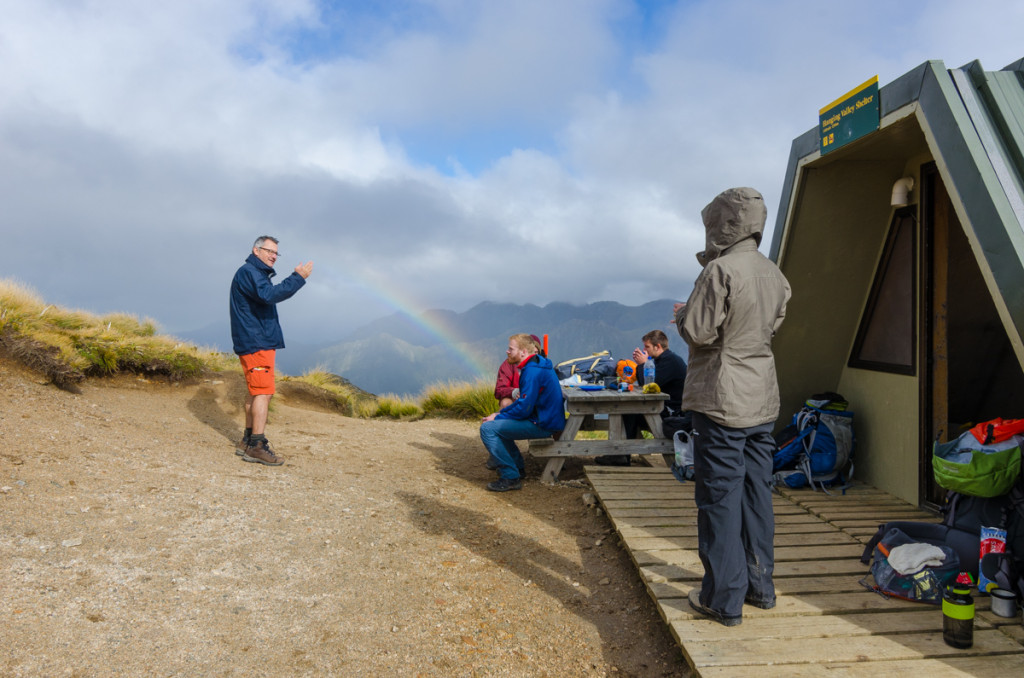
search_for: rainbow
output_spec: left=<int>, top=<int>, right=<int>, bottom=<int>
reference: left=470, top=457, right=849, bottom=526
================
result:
left=350, top=271, right=492, bottom=381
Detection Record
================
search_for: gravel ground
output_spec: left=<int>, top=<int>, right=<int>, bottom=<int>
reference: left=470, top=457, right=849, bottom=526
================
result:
left=0, top=360, right=689, bottom=677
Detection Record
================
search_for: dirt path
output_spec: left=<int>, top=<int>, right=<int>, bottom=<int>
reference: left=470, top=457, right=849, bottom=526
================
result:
left=1, top=360, right=688, bottom=677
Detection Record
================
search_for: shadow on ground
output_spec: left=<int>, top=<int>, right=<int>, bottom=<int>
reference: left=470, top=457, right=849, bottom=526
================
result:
left=398, top=429, right=689, bottom=677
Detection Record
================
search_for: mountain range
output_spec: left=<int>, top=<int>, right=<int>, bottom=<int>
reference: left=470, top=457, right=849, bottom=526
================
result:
left=274, top=299, right=688, bottom=396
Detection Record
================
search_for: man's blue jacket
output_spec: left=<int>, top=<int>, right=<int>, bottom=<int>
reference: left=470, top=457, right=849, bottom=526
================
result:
left=496, top=354, right=566, bottom=432
left=229, top=253, right=306, bottom=356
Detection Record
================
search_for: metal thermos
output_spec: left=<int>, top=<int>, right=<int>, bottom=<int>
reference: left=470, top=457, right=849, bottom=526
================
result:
left=942, top=584, right=974, bottom=649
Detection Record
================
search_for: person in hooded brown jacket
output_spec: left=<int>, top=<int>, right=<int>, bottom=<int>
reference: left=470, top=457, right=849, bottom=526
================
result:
left=673, top=187, right=791, bottom=626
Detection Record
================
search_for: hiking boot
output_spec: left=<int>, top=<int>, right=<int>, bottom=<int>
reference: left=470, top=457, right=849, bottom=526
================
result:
left=744, top=594, right=776, bottom=610
left=235, top=436, right=250, bottom=457
left=485, top=457, right=498, bottom=470
left=242, top=439, right=284, bottom=466
left=688, top=588, right=741, bottom=627
left=486, top=477, right=522, bottom=492
left=595, top=455, right=630, bottom=466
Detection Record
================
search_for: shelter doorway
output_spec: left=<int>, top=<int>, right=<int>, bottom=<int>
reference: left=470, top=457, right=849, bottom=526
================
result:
left=919, top=163, right=1024, bottom=508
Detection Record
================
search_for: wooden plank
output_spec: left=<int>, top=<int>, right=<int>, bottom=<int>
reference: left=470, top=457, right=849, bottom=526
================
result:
left=598, top=499, right=809, bottom=515
left=530, top=437, right=674, bottom=456
left=590, top=485, right=693, bottom=494
left=632, top=548, right=704, bottom=569
left=589, top=475, right=692, bottom=485
left=606, top=510, right=700, bottom=520
left=773, top=544, right=865, bottom=560
left=777, top=486, right=894, bottom=500
left=632, top=550, right=869, bottom=577
left=976, top=608, right=1024, bottom=627
left=682, top=628, right=1022, bottom=669
left=586, top=465, right=669, bottom=475
left=623, top=531, right=858, bottom=552
left=595, top=490, right=804, bottom=507
left=998, top=621, right=1024, bottom=644
left=814, top=508, right=935, bottom=520
left=843, top=525, right=889, bottom=539
left=671, top=608, right=985, bottom=642
left=827, top=520, right=934, bottom=532
left=606, top=512, right=824, bottom=527
left=567, top=399, right=668, bottom=415
left=805, top=504, right=933, bottom=518
left=794, top=497, right=918, bottom=505
left=619, top=525, right=701, bottom=538
left=640, top=564, right=703, bottom=582
left=774, top=513, right=833, bottom=524
left=696, top=654, right=1024, bottom=677
left=658, top=590, right=930, bottom=622
left=648, top=574, right=869, bottom=598
left=619, top=521, right=843, bottom=537
left=618, top=523, right=841, bottom=538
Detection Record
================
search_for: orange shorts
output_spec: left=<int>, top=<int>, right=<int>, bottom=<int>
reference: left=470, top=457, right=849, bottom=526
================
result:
left=239, top=350, right=276, bottom=396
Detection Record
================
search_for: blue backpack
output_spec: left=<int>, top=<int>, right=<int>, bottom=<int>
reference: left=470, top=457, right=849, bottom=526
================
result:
left=772, top=392, right=855, bottom=492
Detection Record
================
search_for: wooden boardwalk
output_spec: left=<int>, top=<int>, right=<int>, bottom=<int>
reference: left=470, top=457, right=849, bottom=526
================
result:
left=584, top=465, right=1024, bottom=676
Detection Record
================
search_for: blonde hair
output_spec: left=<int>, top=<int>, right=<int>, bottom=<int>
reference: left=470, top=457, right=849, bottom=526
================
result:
left=510, top=333, right=540, bottom=354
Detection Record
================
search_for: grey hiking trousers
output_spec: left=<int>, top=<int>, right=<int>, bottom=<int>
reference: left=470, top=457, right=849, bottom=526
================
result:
left=692, top=412, right=776, bottom=618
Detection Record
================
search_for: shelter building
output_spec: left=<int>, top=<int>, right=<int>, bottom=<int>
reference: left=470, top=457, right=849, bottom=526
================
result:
left=770, top=57, right=1024, bottom=508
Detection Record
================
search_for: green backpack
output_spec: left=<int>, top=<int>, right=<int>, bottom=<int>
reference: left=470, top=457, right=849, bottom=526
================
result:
left=933, top=429, right=1022, bottom=498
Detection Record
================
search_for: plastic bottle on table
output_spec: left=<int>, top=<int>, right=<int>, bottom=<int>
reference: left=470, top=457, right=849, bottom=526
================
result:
left=643, top=357, right=655, bottom=387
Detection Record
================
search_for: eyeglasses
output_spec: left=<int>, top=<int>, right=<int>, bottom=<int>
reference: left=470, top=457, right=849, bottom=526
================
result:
left=258, top=247, right=279, bottom=257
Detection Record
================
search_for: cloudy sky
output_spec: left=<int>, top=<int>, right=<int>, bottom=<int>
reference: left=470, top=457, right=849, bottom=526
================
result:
left=2, top=0, right=1022, bottom=348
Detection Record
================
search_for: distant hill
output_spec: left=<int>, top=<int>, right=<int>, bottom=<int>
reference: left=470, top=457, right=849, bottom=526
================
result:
left=287, top=300, right=688, bottom=396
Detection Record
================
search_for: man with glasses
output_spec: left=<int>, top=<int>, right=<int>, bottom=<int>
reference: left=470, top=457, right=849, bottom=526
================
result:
left=229, top=235, right=313, bottom=466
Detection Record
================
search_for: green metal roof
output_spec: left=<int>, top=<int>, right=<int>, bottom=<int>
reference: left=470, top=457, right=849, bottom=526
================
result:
left=771, top=57, right=1024, bottom=347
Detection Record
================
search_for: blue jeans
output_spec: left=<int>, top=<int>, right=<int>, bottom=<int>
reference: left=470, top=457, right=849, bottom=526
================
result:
left=692, top=412, right=776, bottom=617
left=480, top=418, right=553, bottom=480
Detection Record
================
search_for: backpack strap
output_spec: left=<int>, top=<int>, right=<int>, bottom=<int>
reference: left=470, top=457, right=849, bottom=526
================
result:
left=941, top=490, right=961, bottom=528
left=861, top=522, right=888, bottom=564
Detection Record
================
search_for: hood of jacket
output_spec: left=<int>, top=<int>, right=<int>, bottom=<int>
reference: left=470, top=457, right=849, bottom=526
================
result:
left=519, top=354, right=554, bottom=372
left=696, top=187, right=767, bottom=267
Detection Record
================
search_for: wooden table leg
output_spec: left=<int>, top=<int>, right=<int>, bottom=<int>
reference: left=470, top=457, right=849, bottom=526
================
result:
left=641, top=413, right=675, bottom=468
left=537, top=415, right=583, bottom=484
left=607, top=414, right=625, bottom=440
left=541, top=458, right=567, bottom=484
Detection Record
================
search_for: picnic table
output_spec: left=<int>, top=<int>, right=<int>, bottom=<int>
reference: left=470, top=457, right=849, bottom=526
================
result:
left=529, top=386, right=674, bottom=483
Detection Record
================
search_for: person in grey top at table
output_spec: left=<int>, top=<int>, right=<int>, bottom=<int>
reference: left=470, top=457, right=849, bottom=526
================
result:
left=674, top=187, right=791, bottom=627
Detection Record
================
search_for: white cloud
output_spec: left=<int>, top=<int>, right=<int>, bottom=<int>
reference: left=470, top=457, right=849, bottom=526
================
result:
left=1, top=0, right=1021, bottom=348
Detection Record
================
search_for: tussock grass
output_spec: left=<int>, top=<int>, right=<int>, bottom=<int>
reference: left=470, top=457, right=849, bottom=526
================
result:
left=287, top=369, right=425, bottom=419
left=420, top=380, right=499, bottom=419
left=285, top=373, right=498, bottom=421
left=363, top=394, right=423, bottom=420
left=0, top=280, right=509, bottom=423
left=281, top=368, right=380, bottom=417
left=0, top=278, right=232, bottom=389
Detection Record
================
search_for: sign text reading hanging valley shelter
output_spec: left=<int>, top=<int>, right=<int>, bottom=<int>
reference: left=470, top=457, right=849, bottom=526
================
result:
left=819, top=75, right=880, bottom=154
